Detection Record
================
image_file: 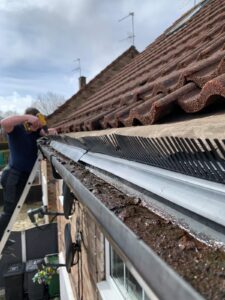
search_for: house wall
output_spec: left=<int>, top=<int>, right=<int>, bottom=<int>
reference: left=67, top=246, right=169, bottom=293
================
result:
left=46, top=161, right=58, bottom=211
left=55, top=180, right=105, bottom=300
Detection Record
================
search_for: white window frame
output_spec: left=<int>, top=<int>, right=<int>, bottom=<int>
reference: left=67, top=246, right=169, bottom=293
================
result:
left=58, top=179, right=64, bottom=207
left=58, top=252, right=75, bottom=300
left=97, top=240, right=124, bottom=300
left=97, top=239, right=158, bottom=300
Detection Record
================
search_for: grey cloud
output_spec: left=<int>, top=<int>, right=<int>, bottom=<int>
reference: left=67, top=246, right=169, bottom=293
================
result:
left=0, top=0, right=194, bottom=107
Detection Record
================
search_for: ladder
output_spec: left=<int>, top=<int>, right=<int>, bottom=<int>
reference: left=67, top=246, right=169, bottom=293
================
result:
left=0, top=153, right=42, bottom=258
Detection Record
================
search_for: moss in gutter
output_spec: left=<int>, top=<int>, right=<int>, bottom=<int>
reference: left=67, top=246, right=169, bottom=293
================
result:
left=52, top=150, right=225, bottom=300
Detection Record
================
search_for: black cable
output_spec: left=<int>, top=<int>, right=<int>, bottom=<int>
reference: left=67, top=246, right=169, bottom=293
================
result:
left=33, top=215, right=57, bottom=230
left=72, top=251, right=79, bottom=266
left=78, top=203, right=88, bottom=251
left=80, top=247, right=83, bottom=300
left=77, top=251, right=80, bottom=300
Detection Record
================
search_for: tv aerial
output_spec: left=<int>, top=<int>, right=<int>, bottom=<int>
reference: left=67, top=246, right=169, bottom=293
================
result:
left=119, top=12, right=135, bottom=46
left=72, top=58, right=81, bottom=77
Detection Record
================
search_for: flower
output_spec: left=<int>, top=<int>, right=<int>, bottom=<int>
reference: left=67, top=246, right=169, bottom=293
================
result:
left=32, top=265, right=58, bottom=285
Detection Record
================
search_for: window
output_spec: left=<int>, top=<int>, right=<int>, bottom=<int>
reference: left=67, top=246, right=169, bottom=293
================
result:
left=110, top=247, right=151, bottom=300
left=97, top=239, right=158, bottom=300
left=58, top=179, right=64, bottom=206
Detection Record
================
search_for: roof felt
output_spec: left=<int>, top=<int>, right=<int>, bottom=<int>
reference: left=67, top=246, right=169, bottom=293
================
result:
left=53, top=0, right=225, bottom=133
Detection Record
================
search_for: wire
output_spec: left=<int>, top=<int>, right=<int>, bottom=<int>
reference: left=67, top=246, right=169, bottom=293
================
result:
left=34, top=215, right=57, bottom=230
left=77, top=251, right=80, bottom=300
left=80, top=248, right=83, bottom=300
left=73, top=251, right=79, bottom=266
left=70, top=200, right=76, bottom=215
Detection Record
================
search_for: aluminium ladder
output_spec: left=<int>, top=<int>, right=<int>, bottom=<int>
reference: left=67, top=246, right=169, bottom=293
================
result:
left=0, top=153, right=42, bottom=258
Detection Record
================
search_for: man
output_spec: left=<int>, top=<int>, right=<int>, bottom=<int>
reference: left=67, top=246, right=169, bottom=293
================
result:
left=0, top=107, right=56, bottom=252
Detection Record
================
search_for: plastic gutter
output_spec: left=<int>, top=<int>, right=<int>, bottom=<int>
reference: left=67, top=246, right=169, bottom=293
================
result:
left=41, top=146, right=204, bottom=300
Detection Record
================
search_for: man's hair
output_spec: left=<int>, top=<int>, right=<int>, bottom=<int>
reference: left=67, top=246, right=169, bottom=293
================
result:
left=24, top=107, right=40, bottom=116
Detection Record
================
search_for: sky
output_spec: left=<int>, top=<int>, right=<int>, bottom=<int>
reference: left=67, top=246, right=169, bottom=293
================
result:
left=0, top=0, right=195, bottom=114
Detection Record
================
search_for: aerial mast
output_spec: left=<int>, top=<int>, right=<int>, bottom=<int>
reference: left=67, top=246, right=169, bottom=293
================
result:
left=119, top=12, right=135, bottom=46
left=73, top=58, right=81, bottom=77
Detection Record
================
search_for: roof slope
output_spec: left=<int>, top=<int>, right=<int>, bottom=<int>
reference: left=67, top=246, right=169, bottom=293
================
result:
left=54, top=0, right=225, bottom=133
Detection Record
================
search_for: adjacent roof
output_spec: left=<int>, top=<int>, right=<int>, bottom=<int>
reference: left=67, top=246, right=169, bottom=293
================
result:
left=52, top=0, right=225, bottom=134
left=48, top=46, right=138, bottom=126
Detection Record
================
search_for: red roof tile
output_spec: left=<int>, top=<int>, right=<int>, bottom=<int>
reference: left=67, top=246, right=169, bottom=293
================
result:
left=53, top=0, right=225, bottom=133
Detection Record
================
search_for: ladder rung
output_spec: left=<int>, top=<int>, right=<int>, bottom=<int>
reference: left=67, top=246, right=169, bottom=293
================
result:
left=0, top=153, right=42, bottom=258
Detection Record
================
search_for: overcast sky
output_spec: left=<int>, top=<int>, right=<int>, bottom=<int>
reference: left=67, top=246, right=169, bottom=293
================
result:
left=0, top=0, right=195, bottom=114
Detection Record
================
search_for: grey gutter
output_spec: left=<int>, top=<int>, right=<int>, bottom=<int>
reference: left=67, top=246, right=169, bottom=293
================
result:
left=41, top=146, right=204, bottom=300
left=49, top=140, right=225, bottom=230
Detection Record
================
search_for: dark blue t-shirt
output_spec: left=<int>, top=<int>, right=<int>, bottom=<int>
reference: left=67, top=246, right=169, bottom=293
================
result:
left=7, top=124, right=41, bottom=173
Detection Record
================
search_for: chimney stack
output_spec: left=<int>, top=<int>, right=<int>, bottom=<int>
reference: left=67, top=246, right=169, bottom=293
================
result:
left=79, top=76, right=86, bottom=89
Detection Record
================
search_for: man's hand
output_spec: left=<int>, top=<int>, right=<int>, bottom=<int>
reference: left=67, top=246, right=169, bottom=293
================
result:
left=48, top=128, right=58, bottom=135
left=40, top=127, right=58, bottom=136
left=26, top=115, right=42, bottom=131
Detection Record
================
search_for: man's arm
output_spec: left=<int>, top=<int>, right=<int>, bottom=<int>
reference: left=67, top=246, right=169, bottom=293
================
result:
left=40, top=127, right=58, bottom=136
left=0, top=115, right=41, bottom=133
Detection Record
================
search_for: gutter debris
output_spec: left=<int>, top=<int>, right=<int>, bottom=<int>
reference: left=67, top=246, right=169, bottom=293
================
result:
left=80, top=166, right=225, bottom=300
left=53, top=149, right=225, bottom=300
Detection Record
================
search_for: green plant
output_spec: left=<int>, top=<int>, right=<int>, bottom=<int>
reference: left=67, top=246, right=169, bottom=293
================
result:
left=32, top=266, right=58, bottom=285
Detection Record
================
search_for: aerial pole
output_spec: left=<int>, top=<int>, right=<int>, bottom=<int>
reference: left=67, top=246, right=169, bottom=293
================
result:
left=73, top=58, right=81, bottom=77
left=119, top=12, right=135, bottom=46
left=131, top=12, right=135, bottom=46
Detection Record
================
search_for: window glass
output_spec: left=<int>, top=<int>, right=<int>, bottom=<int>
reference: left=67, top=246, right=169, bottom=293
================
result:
left=110, top=247, right=124, bottom=289
left=125, top=266, right=142, bottom=300
left=110, top=246, right=154, bottom=300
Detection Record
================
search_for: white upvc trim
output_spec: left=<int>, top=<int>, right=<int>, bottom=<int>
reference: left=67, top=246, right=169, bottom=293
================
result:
left=59, top=195, right=64, bottom=207
left=97, top=279, right=124, bottom=300
left=58, top=252, right=76, bottom=300
left=58, top=179, right=64, bottom=207
left=98, top=239, right=159, bottom=300
left=21, top=230, right=26, bottom=263
left=58, top=179, right=64, bottom=196
left=97, top=239, right=124, bottom=300
left=41, top=160, right=49, bottom=223
left=105, top=239, right=110, bottom=279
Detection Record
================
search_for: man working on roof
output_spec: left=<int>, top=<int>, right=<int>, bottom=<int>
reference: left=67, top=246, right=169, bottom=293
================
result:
left=0, top=107, right=57, bottom=250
